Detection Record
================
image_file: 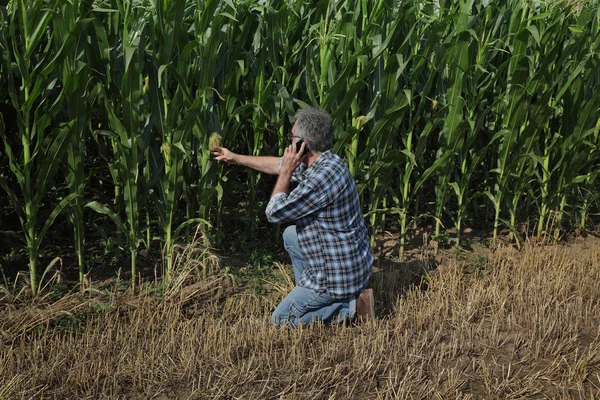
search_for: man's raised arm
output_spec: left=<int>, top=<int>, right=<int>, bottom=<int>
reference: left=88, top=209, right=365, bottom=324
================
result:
left=211, top=146, right=280, bottom=175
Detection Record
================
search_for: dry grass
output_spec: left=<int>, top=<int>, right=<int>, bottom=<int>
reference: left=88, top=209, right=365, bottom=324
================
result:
left=1, top=237, right=600, bottom=399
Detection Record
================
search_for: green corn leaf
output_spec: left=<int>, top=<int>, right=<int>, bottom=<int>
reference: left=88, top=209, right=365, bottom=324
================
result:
left=526, top=25, right=540, bottom=46
left=40, top=18, right=95, bottom=76
left=0, top=176, right=25, bottom=226
left=571, top=174, right=591, bottom=184
left=24, top=2, right=56, bottom=60
left=90, top=8, right=119, bottom=14
left=35, top=256, right=62, bottom=298
left=173, top=218, right=212, bottom=238
left=414, top=150, right=454, bottom=193
left=568, top=26, right=584, bottom=34
left=484, top=190, right=498, bottom=206
left=85, top=201, right=128, bottom=237
left=449, top=182, right=461, bottom=198
left=34, top=123, right=74, bottom=201
left=36, top=192, right=79, bottom=253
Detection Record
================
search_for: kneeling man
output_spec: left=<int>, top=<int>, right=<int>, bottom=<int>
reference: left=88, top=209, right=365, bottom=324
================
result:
left=212, top=108, right=373, bottom=326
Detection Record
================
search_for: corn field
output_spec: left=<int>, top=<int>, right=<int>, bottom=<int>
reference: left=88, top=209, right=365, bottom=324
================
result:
left=0, top=0, right=599, bottom=295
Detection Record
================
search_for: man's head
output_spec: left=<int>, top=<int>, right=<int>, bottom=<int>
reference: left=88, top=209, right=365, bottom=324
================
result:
left=292, top=108, right=334, bottom=154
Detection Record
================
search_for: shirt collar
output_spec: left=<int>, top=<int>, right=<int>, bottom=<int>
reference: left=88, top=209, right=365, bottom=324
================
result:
left=306, top=149, right=332, bottom=170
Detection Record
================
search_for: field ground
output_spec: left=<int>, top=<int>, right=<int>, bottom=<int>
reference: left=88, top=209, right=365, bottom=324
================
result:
left=1, top=233, right=600, bottom=399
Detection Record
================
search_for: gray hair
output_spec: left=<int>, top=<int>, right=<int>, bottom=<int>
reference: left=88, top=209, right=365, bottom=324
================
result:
left=294, top=108, right=334, bottom=153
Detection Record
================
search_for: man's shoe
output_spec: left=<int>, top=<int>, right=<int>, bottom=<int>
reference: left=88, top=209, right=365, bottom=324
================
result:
left=356, top=288, right=375, bottom=322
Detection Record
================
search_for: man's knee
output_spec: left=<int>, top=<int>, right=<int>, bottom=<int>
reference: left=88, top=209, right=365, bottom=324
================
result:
left=270, top=309, right=284, bottom=325
left=271, top=308, right=297, bottom=327
left=283, top=225, right=298, bottom=249
left=270, top=311, right=279, bottom=325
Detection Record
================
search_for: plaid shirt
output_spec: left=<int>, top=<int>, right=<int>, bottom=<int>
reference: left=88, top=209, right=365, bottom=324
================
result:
left=266, top=150, right=373, bottom=299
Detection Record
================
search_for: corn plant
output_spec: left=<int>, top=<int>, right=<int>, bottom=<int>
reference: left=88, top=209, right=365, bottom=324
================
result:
left=86, top=1, right=149, bottom=288
left=530, top=3, right=600, bottom=238
left=577, top=116, right=600, bottom=232
left=430, top=0, right=473, bottom=240
left=188, top=0, right=223, bottom=226
left=0, top=0, right=84, bottom=295
left=56, top=0, right=104, bottom=286
left=143, top=0, right=195, bottom=278
left=390, top=2, right=446, bottom=258
left=484, top=1, right=534, bottom=243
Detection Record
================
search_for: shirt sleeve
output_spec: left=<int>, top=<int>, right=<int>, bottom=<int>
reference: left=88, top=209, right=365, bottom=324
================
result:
left=278, top=157, right=306, bottom=183
left=265, top=178, right=331, bottom=224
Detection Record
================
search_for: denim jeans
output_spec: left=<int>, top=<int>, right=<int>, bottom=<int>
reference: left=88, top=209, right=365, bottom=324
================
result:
left=271, top=225, right=356, bottom=326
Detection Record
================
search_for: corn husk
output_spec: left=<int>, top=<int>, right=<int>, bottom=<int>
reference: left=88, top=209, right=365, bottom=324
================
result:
left=209, top=133, right=222, bottom=150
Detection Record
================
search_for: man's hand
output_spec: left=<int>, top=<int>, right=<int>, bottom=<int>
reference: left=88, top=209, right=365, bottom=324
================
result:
left=211, top=146, right=238, bottom=164
left=271, top=141, right=306, bottom=197
left=279, top=141, right=306, bottom=176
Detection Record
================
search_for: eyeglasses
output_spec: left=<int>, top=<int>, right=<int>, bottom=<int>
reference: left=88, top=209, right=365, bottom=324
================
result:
left=286, top=133, right=303, bottom=143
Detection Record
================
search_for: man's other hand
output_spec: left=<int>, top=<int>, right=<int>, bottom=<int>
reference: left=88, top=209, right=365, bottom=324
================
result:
left=211, top=146, right=238, bottom=164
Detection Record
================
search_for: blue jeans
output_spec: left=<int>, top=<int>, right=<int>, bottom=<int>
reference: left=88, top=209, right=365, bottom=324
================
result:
left=271, top=226, right=356, bottom=326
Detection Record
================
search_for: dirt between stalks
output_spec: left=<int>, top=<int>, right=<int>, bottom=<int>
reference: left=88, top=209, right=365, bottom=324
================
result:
left=1, top=235, right=600, bottom=399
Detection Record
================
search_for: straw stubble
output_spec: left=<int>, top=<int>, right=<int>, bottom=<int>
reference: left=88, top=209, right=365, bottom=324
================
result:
left=1, top=238, right=599, bottom=399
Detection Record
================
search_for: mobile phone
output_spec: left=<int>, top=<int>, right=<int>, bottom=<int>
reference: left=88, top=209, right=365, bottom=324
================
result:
left=295, top=139, right=307, bottom=155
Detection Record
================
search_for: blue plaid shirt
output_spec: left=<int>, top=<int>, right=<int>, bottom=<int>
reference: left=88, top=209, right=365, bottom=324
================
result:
left=266, top=150, right=373, bottom=299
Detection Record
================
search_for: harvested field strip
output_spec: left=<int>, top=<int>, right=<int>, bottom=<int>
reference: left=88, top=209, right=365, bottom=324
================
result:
left=1, top=239, right=600, bottom=399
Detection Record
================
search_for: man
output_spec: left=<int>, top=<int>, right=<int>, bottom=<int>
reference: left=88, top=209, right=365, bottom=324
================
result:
left=212, top=108, right=374, bottom=326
